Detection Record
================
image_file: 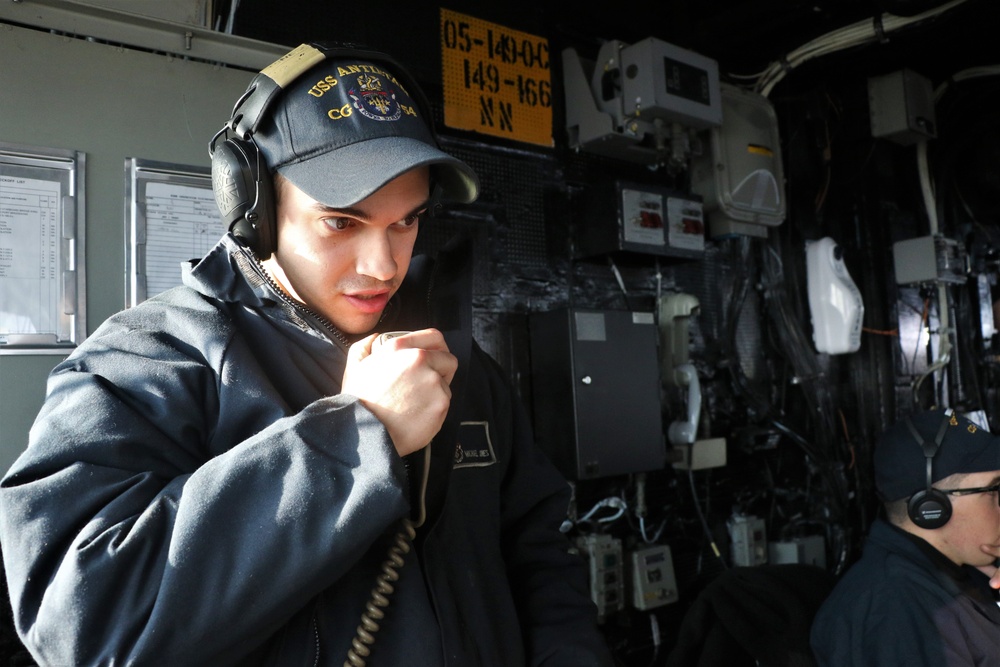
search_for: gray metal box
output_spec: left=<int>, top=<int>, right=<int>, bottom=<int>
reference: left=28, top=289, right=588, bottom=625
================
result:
left=529, top=308, right=665, bottom=479
left=868, top=69, right=936, bottom=145
left=892, top=235, right=968, bottom=285
left=618, top=37, right=722, bottom=129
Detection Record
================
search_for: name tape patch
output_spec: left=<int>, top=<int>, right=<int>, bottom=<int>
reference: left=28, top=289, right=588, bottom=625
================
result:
left=454, top=421, right=497, bottom=468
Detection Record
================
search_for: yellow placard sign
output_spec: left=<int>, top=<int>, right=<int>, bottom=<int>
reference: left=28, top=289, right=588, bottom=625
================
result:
left=440, top=8, right=553, bottom=147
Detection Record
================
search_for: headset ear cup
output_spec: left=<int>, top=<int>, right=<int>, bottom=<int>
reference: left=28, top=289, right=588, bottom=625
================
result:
left=211, top=137, right=276, bottom=259
left=907, top=488, right=953, bottom=529
left=212, top=138, right=255, bottom=235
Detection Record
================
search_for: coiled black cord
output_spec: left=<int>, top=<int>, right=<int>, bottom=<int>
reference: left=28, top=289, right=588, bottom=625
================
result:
left=343, top=517, right=417, bottom=667
left=343, top=442, right=430, bottom=667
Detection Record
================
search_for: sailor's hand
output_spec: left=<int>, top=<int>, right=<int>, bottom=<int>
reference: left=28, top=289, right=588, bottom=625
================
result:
left=342, top=328, right=456, bottom=456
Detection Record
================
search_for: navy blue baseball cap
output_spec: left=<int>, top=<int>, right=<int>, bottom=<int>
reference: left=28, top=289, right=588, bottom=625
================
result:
left=253, top=44, right=479, bottom=208
left=875, top=408, right=1000, bottom=501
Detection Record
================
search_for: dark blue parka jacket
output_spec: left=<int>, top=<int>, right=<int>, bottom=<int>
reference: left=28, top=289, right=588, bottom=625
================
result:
left=0, top=234, right=612, bottom=667
left=810, top=518, right=1000, bottom=666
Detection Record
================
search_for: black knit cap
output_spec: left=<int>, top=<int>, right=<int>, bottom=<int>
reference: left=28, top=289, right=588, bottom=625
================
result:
left=874, top=408, right=1000, bottom=502
left=253, top=44, right=479, bottom=208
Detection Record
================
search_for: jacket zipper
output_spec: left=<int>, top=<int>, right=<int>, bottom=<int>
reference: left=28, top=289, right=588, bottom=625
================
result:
left=242, top=247, right=351, bottom=348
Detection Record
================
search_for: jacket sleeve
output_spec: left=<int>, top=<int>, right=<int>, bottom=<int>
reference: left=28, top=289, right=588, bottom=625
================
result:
left=0, top=311, right=410, bottom=666
left=490, top=355, right=615, bottom=667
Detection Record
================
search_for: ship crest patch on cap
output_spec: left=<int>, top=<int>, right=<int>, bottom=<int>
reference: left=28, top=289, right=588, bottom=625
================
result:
left=349, top=72, right=402, bottom=122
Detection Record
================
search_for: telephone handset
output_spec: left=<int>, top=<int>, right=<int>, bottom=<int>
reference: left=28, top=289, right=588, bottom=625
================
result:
left=344, top=332, right=430, bottom=667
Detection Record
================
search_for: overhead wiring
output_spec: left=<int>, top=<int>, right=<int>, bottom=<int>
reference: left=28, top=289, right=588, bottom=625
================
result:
left=747, top=0, right=971, bottom=97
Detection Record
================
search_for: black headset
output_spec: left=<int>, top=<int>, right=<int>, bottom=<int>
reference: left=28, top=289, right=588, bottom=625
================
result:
left=905, top=411, right=954, bottom=529
left=208, top=42, right=439, bottom=259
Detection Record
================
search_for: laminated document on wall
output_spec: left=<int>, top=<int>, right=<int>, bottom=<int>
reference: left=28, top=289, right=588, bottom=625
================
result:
left=125, top=159, right=218, bottom=307
left=0, top=142, right=86, bottom=354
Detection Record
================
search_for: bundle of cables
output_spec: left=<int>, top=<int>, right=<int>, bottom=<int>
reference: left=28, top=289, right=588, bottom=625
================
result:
left=750, top=0, right=970, bottom=97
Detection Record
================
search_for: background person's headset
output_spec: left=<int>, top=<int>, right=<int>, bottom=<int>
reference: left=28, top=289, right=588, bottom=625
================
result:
left=904, top=411, right=954, bottom=529
left=208, top=42, right=440, bottom=260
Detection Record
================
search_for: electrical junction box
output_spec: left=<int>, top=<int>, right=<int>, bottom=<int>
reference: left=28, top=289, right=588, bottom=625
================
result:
left=575, top=180, right=705, bottom=260
left=672, top=437, right=727, bottom=470
left=728, top=514, right=768, bottom=567
left=577, top=534, right=625, bottom=622
left=690, top=83, right=785, bottom=239
left=768, top=535, right=827, bottom=569
left=529, top=308, right=665, bottom=480
left=868, top=69, right=936, bottom=145
left=630, top=544, right=680, bottom=610
left=806, top=237, right=864, bottom=355
left=615, top=37, right=723, bottom=129
left=892, top=235, right=968, bottom=285
left=561, top=37, right=721, bottom=165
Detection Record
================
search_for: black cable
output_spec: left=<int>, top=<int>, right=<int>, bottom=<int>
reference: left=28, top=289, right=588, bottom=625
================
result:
left=687, top=466, right=727, bottom=569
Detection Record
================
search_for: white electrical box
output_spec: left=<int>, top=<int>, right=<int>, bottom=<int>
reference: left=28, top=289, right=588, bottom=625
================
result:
left=728, top=514, right=767, bottom=567
left=672, top=437, right=727, bottom=470
left=768, top=535, right=827, bottom=569
left=576, top=534, right=625, bottom=621
left=630, top=545, right=680, bottom=610
left=690, top=83, right=785, bottom=238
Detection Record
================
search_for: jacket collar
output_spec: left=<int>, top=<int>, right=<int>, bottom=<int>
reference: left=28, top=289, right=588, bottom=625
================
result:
left=182, top=234, right=275, bottom=307
left=875, top=519, right=1000, bottom=614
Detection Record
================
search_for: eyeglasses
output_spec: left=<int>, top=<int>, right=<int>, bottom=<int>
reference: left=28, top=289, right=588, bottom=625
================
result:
left=940, top=482, right=1000, bottom=504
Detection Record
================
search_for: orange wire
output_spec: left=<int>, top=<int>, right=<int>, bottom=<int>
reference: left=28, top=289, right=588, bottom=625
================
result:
left=838, top=408, right=856, bottom=470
